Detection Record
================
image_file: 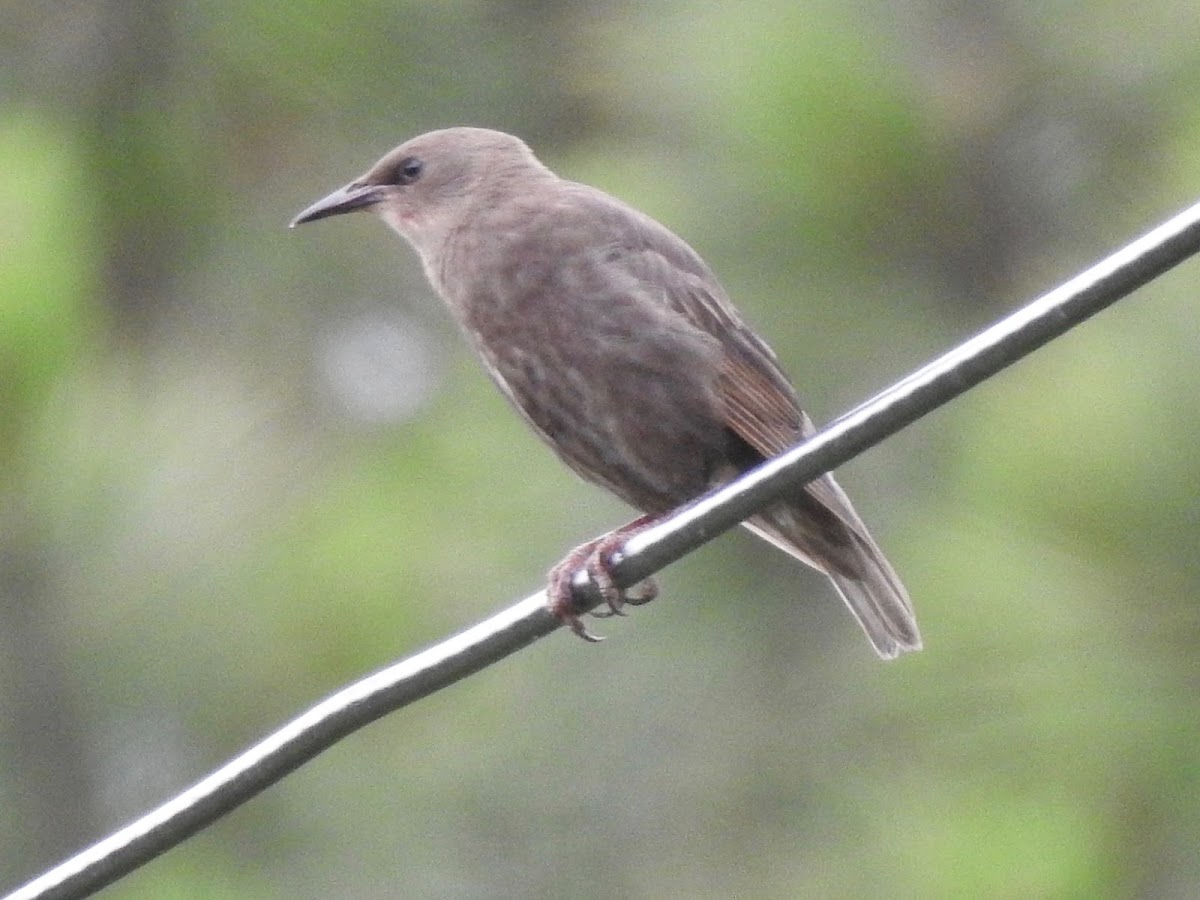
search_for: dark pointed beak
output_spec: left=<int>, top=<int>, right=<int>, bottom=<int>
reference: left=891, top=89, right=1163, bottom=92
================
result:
left=290, top=182, right=384, bottom=228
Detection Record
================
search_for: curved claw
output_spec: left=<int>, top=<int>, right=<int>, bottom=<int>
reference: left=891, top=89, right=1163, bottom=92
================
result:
left=623, top=578, right=659, bottom=606
left=545, top=515, right=662, bottom=642
left=546, top=554, right=607, bottom=640
left=547, top=587, right=607, bottom=640
left=569, top=619, right=606, bottom=643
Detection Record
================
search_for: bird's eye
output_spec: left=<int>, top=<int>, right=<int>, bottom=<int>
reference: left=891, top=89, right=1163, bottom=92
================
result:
left=394, top=156, right=423, bottom=185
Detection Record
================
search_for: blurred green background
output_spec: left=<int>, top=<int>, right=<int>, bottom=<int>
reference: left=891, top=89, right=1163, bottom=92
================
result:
left=3, top=1, right=1200, bottom=897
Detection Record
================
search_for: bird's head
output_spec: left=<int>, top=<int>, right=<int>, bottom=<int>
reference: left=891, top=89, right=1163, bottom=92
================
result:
left=290, top=127, right=550, bottom=255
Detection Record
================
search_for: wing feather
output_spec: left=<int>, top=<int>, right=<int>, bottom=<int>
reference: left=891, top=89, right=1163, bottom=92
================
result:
left=569, top=184, right=867, bottom=534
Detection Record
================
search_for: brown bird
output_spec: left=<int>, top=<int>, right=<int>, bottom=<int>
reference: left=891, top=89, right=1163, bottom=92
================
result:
left=292, top=127, right=921, bottom=659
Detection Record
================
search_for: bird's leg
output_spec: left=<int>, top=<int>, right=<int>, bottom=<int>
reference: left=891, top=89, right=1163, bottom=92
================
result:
left=546, top=515, right=660, bottom=641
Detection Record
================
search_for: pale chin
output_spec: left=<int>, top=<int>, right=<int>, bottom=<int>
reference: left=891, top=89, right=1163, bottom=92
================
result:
left=378, top=204, right=416, bottom=239
left=377, top=205, right=438, bottom=269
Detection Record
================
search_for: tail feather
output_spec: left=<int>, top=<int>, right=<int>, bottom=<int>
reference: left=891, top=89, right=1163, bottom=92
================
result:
left=822, top=551, right=922, bottom=660
left=744, top=480, right=921, bottom=660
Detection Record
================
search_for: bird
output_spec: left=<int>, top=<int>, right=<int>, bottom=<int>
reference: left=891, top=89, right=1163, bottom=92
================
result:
left=291, top=127, right=921, bottom=659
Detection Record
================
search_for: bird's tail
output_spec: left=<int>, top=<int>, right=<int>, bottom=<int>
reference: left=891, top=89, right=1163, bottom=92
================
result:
left=744, top=482, right=922, bottom=660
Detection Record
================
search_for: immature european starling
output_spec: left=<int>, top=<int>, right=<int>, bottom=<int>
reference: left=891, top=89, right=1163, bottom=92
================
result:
left=292, top=127, right=921, bottom=659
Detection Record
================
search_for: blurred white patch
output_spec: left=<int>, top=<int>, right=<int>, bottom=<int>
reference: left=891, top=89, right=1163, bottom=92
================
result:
left=320, top=308, right=440, bottom=424
left=95, top=709, right=195, bottom=818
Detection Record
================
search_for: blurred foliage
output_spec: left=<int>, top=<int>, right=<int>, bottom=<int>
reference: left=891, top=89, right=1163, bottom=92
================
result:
left=2, top=0, right=1199, bottom=897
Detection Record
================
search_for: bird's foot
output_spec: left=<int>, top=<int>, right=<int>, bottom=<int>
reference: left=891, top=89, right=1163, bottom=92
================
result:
left=546, top=516, right=660, bottom=641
